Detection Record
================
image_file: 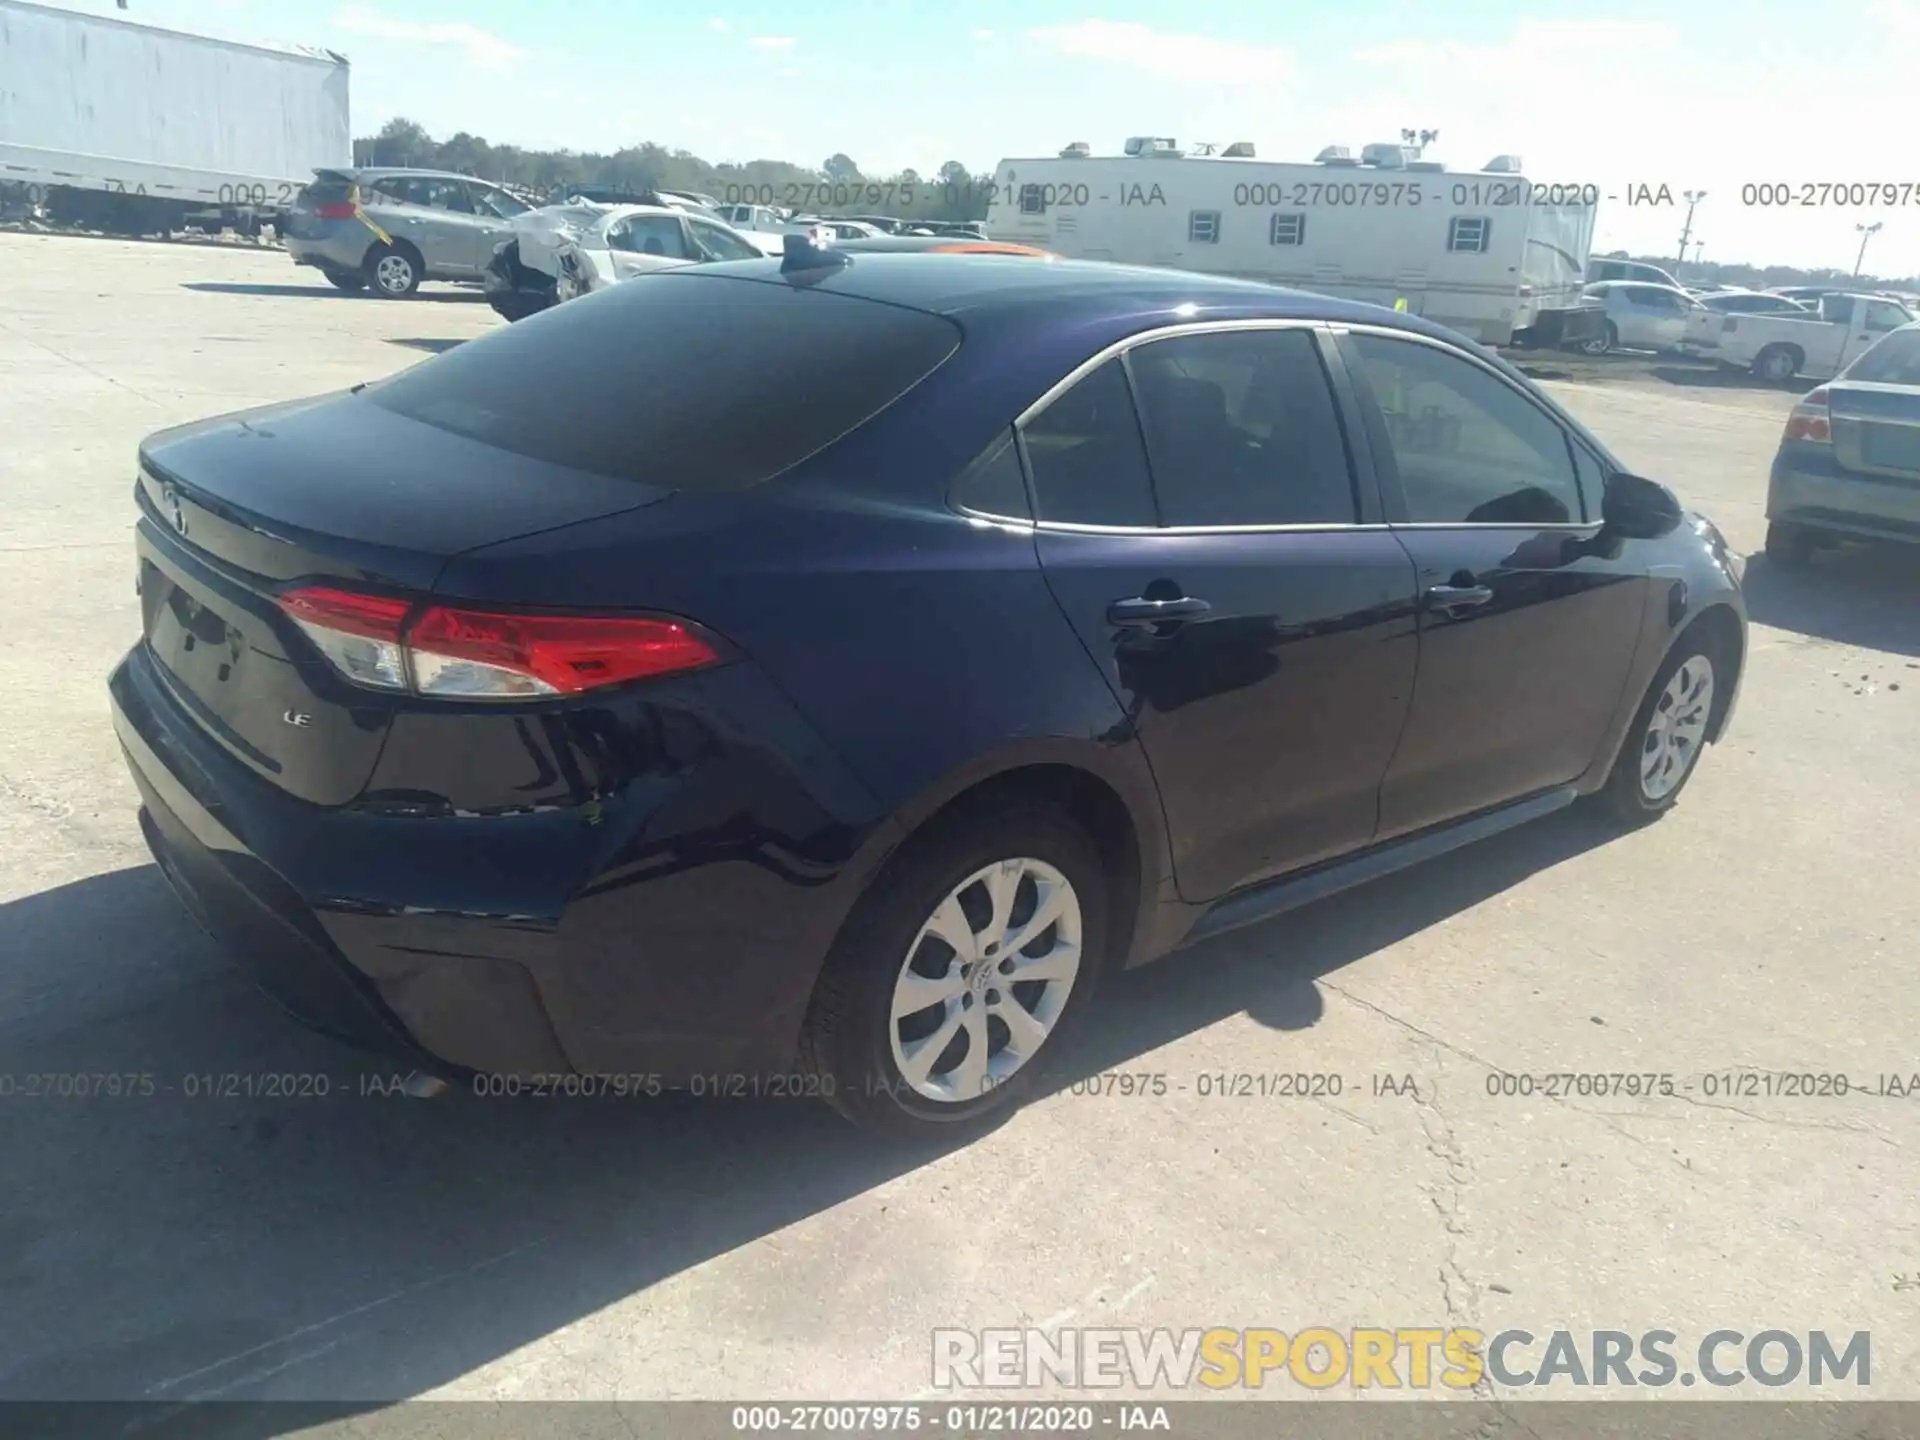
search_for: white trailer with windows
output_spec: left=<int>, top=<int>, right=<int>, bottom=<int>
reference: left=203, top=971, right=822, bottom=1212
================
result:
left=984, top=139, right=1602, bottom=349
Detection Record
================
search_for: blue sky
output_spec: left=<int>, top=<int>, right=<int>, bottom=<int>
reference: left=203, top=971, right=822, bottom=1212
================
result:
left=35, top=0, right=1920, bottom=276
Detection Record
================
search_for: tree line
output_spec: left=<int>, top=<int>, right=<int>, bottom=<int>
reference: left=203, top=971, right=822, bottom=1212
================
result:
left=354, top=118, right=995, bottom=222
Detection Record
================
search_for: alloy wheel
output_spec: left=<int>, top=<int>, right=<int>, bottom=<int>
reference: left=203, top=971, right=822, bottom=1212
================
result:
left=1640, top=655, right=1715, bottom=801
left=374, top=253, right=416, bottom=295
left=887, top=857, right=1083, bottom=1104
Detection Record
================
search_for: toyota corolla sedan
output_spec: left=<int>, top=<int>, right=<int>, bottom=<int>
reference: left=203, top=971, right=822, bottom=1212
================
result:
left=111, top=240, right=1747, bottom=1140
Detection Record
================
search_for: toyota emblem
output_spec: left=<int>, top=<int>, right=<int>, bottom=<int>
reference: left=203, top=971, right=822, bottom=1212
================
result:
left=162, top=482, right=188, bottom=537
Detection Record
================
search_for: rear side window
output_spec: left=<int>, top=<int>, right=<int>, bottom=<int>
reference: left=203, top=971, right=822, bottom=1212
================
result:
left=365, top=275, right=962, bottom=490
left=1021, top=359, right=1157, bottom=526
left=1845, top=328, right=1920, bottom=384
left=302, top=176, right=354, bottom=206
left=1126, top=329, right=1357, bottom=526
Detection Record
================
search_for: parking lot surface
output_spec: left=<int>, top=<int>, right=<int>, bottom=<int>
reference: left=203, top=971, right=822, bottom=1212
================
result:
left=2, top=234, right=1917, bottom=1406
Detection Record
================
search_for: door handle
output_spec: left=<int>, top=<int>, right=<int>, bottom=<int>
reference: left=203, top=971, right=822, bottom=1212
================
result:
left=1424, top=583, right=1494, bottom=611
left=1108, top=595, right=1212, bottom=627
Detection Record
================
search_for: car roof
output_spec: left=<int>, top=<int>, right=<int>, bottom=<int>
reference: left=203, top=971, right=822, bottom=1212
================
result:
left=656, top=252, right=1489, bottom=342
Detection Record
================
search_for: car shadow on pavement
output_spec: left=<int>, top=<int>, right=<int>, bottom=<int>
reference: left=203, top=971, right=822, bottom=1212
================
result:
left=0, top=808, right=1614, bottom=1420
left=1649, top=364, right=1787, bottom=393
left=387, top=338, right=466, bottom=355
left=179, top=283, right=486, bottom=303
left=1742, top=544, right=1920, bottom=656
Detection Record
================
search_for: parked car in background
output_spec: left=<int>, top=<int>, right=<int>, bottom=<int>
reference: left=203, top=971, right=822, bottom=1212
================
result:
left=717, top=202, right=787, bottom=232
left=1766, top=321, right=1920, bottom=564
left=1587, top=258, right=1683, bottom=288
left=1767, top=286, right=1848, bottom=305
left=111, top=251, right=1745, bottom=1140
left=1579, top=281, right=1708, bottom=354
left=284, top=167, right=534, bottom=297
left=1713, top=292, right=1915, bottom=383
left=1697, top=290, right=1813, bottom=316
left=785, top=216, right=885, bottom=240
left=484, top=203, right=778, bottom=317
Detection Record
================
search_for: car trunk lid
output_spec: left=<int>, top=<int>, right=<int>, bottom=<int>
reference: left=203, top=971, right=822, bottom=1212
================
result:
left=135, top=391, right=672, bottom=806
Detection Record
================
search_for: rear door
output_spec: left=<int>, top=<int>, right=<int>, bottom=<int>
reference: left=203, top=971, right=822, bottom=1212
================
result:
left=1334, top=326, right=1649, bottom=838
left=373, top=176, right=486, bottom=274
left=1026, top=324, right=1421, bottom=902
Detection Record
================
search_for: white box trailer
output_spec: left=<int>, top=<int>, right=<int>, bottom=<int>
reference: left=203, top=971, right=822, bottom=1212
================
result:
left=985, top=139, right=1603, bottom=349
left=0, top=0, right=349, bottom=235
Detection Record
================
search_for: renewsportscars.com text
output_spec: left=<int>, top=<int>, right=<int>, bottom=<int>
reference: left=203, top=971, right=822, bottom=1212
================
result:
left=931, top=1327, right=1871, bottom=1391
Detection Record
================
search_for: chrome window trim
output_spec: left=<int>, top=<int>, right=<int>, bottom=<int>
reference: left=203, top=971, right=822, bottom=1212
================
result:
left=1014, top=318, right=1362, bottom=532
left=1000, top=316, right=1604, bottom=535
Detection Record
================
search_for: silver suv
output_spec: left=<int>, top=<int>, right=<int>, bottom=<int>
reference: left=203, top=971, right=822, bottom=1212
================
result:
left=283, top=168, right=534, bottom=297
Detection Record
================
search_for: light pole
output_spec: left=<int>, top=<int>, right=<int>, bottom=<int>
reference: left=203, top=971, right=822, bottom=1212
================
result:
left=1677, top=190, right=1706, bottom=275
left=1854, top=222, right=1883, bottom=278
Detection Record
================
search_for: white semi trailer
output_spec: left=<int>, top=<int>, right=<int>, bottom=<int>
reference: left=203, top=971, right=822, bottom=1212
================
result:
left=0, top=0, right=350, bottom=236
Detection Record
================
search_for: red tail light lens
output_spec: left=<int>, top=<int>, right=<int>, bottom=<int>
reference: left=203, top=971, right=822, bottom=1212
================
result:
left=1783, top=388, right=1831, bottom=444
left=276, top=587, right=723, bottom=699
left=313, top=201, right=359, bottom=220
left=407, top=607, right=721, bottom=698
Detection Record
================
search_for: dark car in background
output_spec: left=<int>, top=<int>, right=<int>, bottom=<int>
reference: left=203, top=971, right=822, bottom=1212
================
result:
left=110, top=253, right=1746, bottom=1140
left=1767, top=321, right=1920, bottom=564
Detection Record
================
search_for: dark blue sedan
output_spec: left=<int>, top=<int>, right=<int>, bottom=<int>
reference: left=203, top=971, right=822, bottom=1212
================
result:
left=110, top=242, right=1748, bottom=1139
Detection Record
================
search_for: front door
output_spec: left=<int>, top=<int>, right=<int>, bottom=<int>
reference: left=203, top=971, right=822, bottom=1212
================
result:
left=1025, top=326, right=1421, bottom=903
left=1334, top=327, right=1650, bottom=839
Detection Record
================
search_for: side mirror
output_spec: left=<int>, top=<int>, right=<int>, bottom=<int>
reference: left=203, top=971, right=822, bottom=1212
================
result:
left=1601, top=471, right=1683, bottom=539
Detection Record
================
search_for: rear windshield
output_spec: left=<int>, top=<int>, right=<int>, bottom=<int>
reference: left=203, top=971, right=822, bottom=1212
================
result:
left=302, top=175, right=354, bottom=205
left=1845, top=328, right=1920, bottom=385
left=364, top=274, right=961, bottom=489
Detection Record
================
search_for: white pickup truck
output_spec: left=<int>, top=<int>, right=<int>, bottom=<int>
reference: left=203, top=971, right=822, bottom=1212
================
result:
left=1704, top=291, right=1916, bottom=383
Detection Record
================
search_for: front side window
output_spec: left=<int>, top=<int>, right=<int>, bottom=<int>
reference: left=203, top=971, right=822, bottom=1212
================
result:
left=476, top=187, right=529, bottom=219
left=1021, top=359, right=1157, bottom=527
left=1344, top=333, right=1584, bottom=525
left=1126, top=329, right=1356, bottom=526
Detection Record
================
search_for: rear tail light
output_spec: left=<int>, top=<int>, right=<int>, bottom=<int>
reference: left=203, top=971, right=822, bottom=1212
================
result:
left=276, top=586, right=724, bottom=699
left=1783, top=387, right=1831, bottom=444
left=313, top=185, right=362, bottom=220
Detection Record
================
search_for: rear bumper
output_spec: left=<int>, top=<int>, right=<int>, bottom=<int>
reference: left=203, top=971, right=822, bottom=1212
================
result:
left=110, top=642, right=891, bottom=1084
left=1768, top=449, right=1920, bottom=544
left=285, top=230, right=372, bottom=273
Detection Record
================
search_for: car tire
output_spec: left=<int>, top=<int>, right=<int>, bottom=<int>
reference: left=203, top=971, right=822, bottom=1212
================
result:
left=1580, top=322, right=1617, bottom=356
left=1753, top=344, right=1800, bottom=384
left=1594, top=634, right=1721, bottom=827
left=802, top=801, right=1108, bottom=1141
left=322, top=268, right=367, bottom=293
left=364, top=244, right=422, bottom=298
left=1765, top=520, right=1818, bottom=567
